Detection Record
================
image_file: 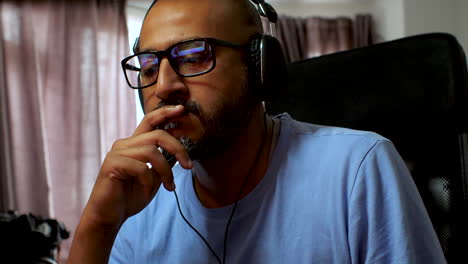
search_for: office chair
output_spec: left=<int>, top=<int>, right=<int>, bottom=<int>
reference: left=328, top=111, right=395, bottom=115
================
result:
left=267, top=33, right=468, bottom=263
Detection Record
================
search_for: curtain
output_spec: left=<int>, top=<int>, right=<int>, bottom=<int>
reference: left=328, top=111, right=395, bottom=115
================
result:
left=354, top=14, right=374, bottom=48
left=275, top=16, right=308, bottom=63
left=0, top=0, right=135, bottom=261
left=276, top=14, right=374, bottom=63
left=306, top=16, right=354, bottom=59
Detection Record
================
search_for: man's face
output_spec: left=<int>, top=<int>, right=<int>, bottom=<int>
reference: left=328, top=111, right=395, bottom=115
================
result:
left=139, top=0, right=258, bottom=160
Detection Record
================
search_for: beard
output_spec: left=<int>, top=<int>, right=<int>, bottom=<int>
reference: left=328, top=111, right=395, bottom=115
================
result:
left=155, top=71, right=258, bottom=161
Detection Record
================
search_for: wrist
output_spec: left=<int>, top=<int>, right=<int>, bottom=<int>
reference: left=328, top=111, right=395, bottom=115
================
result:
left=68, top=212, right=122, bottom=264
left=80, top=205, right=125, bottom=232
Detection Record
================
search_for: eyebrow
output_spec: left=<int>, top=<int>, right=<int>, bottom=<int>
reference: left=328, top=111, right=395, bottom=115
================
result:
left=139, top=36, right=205, bottom=53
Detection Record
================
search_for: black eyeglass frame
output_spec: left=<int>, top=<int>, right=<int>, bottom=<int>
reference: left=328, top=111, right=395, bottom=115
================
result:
left=121, top=38, right=246, bottom=90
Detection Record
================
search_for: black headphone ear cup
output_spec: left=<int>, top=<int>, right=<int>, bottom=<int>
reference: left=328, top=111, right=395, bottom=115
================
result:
left=248, top=33, right=287, bottom=102
left=248, top=34, right=263, bottom=101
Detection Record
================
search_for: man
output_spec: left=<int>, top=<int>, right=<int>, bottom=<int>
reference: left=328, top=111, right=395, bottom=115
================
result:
left=68, top=0, right=446, bottom=263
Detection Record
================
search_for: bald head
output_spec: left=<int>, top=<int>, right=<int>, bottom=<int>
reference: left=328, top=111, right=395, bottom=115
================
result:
left=232, top=0, right=265, bottom=34
left=139, top=0, right=263, bottom=51
left=145, top=0, right=263, bottom=31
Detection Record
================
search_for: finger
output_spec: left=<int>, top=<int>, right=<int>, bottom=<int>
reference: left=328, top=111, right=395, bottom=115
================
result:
left=113, top=145, right=176, bottom=192
left=102, top=154, right=159, bottom=193
left=112, top=130, right=192, bottom=169
left=133, top=105, right=185, bottom=136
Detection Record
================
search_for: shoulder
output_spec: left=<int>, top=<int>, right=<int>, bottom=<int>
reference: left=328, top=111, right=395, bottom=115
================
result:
left=270, top=113, right=402, bottom=199
left=281, top=113, right=386, bottom=142
left=276, top=113, right=391, bottom=162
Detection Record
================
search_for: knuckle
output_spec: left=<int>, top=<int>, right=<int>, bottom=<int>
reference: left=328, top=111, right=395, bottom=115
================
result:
left=175, top=142, right=185, bottom=152
left=111, top=138, right=125, bottom=150
left=151, top=131, right=164, bottom=144
left=100, top=153, right=118, bottom=173
left=153, top=129, right=164, bottom=137
left=148, top=145, right=161, bottom=156
left=103, top=152, right=116, bottom=163
left=142, top=114, right=152, bottom=123
left=143, top=112, right=158, bottom=126
left=138, top=163, right=152, bottom=175
left=142, top=145, right=161, bottom=157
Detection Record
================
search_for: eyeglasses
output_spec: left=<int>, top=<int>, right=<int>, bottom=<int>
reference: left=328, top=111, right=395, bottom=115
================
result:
left=121, top=38, right=245, bottom=89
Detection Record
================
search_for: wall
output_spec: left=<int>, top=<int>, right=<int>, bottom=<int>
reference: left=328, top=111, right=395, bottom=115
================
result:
left=455, top=0, right=468, bottom=52
left=126, top=6, right=146, bottom=53
left=372, top=0, right=405, bottom=41
left=403, top=0, right=456, bottom=36
left=402, top=0, right=467, bottom=53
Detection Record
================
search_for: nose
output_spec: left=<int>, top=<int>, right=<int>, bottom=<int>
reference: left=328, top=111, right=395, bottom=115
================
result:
left=153, top=58, right=189, bottom=102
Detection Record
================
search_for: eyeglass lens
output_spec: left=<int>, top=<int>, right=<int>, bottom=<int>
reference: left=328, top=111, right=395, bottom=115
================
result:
left=124, top=40, right=214, bottom=88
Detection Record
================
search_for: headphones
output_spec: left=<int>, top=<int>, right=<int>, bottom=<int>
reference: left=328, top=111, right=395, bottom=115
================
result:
left=135, top=0, right=287, bottom=112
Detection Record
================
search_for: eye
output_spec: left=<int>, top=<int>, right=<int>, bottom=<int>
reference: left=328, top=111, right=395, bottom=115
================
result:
left=139, top=55, right=159, bottom=79
left=141, top=64, right=158, bottom=78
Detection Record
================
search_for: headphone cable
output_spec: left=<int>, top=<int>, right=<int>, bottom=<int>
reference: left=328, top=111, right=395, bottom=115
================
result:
left=174, top=112, right=270, bottom=264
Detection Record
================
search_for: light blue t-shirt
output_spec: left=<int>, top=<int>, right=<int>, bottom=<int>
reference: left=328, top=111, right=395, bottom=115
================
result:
left=110, top=114, right=446, bottom=263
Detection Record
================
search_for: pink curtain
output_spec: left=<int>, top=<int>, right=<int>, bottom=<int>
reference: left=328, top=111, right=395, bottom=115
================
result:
left=306, top=17, right=354, bottom=58
left=276, top=14, right=374, bottom=63
left=354, top=14, right=374, bottom=48
left=0, top=0, right=135, bottom=261
left=275, top=15, right=308, bottom=63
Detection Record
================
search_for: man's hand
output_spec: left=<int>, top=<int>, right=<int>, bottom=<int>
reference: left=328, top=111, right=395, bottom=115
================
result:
left=84, top=104, right=192, bottom=226
left=67, top=105, right=192, bottom=264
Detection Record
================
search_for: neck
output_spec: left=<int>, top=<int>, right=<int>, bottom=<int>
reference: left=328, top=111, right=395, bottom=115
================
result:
left=192, top=105, right=275, bottom=208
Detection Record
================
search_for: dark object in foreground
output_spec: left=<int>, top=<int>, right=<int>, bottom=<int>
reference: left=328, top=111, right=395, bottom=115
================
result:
left=0, top=211, right=70, bottom=264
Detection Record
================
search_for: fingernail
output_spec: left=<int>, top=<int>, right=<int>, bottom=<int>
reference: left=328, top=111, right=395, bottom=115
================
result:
left=169, top=105, right=182, bottom=109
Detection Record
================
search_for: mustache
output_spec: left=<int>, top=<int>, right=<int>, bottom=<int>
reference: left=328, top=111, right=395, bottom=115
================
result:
left=153, top=99, right=202, bottom=116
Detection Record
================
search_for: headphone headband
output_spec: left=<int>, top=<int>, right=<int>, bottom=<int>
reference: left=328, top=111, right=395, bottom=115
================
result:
left=250, top=0, right=278, bottom=23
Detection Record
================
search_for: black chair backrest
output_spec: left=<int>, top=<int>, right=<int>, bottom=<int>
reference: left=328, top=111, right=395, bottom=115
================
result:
left=266, top=33, right=468, bottom=263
